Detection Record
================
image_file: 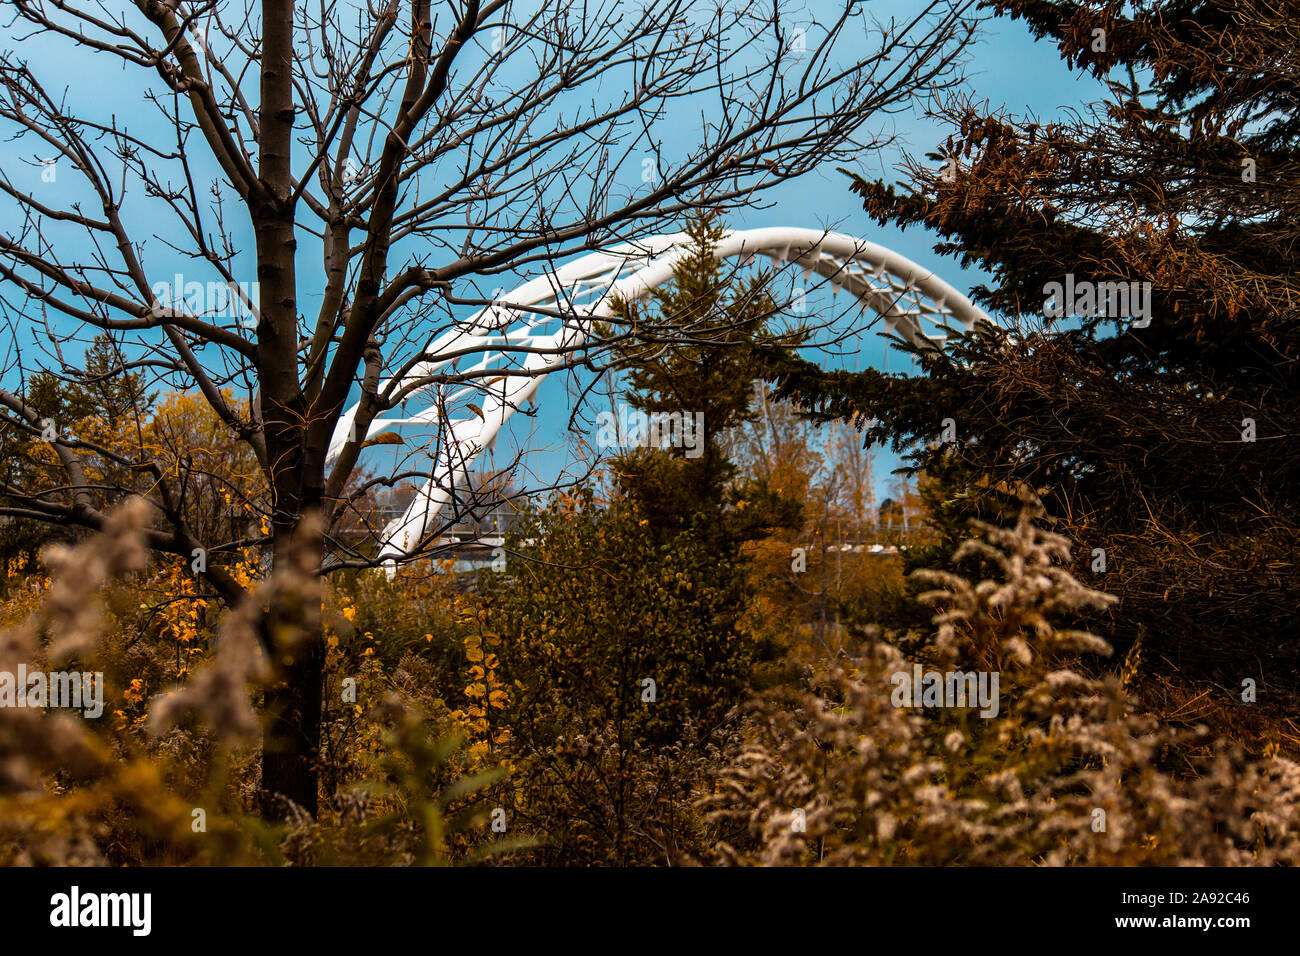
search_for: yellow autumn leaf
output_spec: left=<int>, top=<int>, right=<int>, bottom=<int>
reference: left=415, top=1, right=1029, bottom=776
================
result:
left=360, top=432, right=404, bottom=449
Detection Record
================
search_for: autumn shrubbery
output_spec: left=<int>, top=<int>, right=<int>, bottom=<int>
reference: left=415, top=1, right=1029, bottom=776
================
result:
left=0, top=501, right=514, bottom=866
left=2, top=485, right=1297, bottom=866
left=479, top=487, right=759, bottom=865
left=702, top=495, right=1300, bottom=865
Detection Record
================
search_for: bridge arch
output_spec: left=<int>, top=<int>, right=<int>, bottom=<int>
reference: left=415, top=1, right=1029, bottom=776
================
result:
left=326, top=227, right=990, bottom=568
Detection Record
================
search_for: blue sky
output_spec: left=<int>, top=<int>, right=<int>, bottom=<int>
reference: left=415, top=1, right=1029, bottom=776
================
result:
left=516, top=2, right=1108, bottom=497
left=0, top=2, right=1106, bottom=502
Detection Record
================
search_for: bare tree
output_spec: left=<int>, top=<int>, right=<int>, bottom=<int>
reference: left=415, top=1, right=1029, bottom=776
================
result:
left=0, top=0, right=972, bottom=815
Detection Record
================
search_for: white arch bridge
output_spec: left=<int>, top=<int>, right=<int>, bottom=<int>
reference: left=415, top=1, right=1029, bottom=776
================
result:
left=324, top=227, right=991, bottom=572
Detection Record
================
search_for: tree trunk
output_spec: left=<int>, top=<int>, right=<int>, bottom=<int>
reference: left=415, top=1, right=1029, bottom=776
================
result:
left=253, top=0, right=315, bottom=819
left=261, top=634, right=325, bottom=818
left=259, top=505, right=326, bottom=820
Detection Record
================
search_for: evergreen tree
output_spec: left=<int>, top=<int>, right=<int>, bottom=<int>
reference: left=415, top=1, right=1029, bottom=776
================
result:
left=481, top=216, right=809, bottom=861
left=759, top=0, right=1300, bottom=687
left=603, top=213, right=803, bottom=557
